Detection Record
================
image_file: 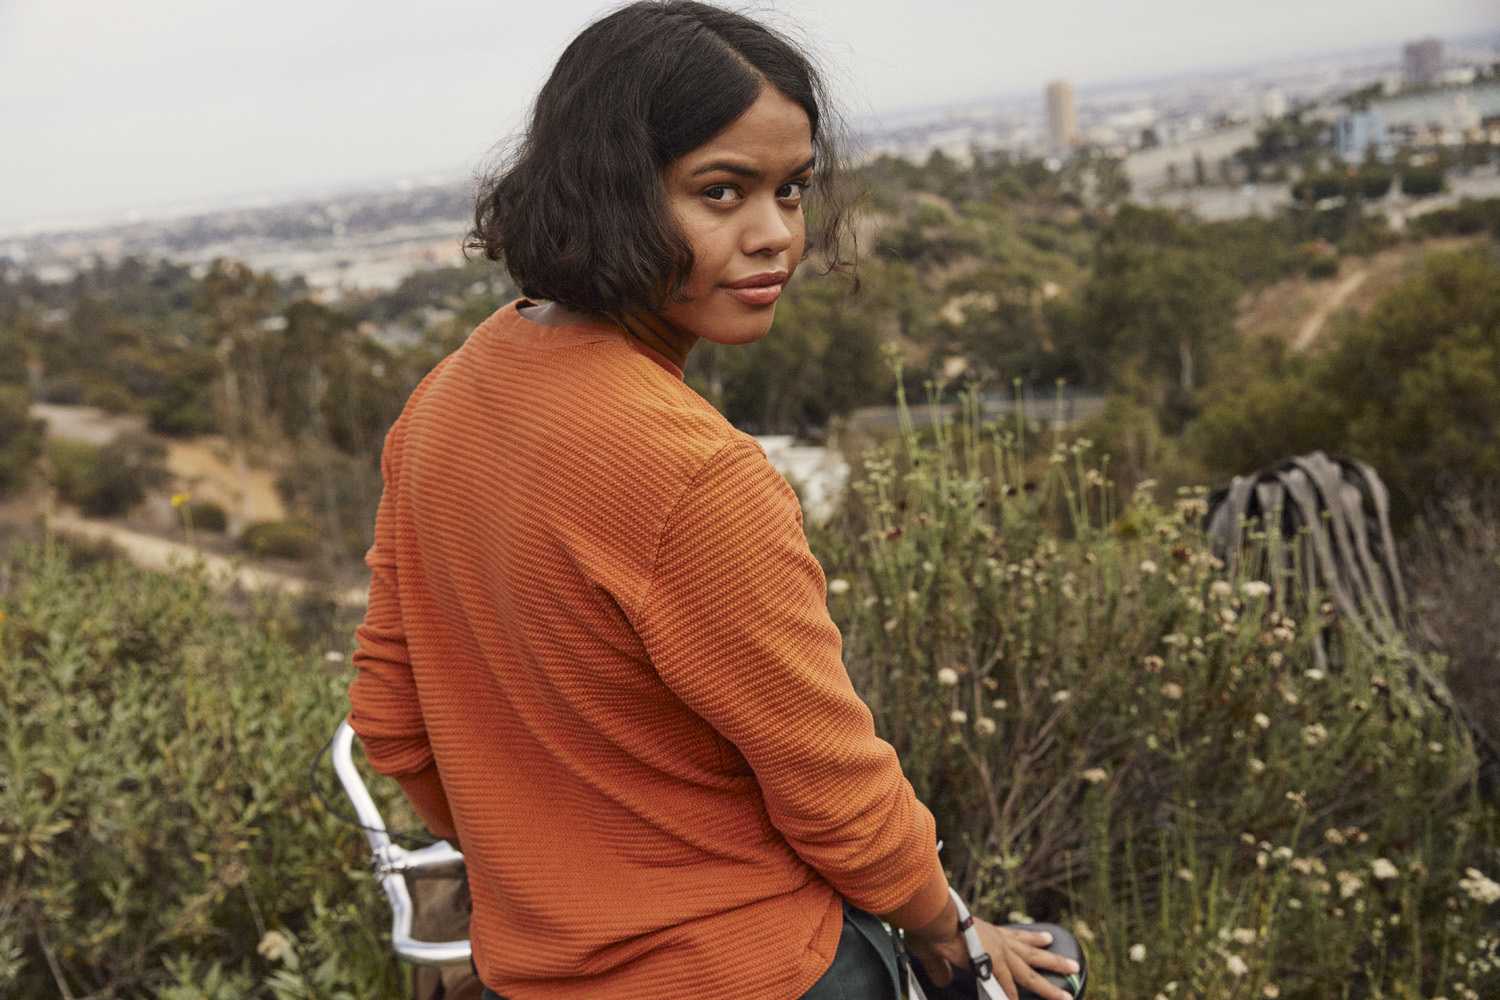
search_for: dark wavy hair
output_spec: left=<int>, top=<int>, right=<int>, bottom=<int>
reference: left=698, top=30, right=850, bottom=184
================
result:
left=466, top=1, right=857, bottom=316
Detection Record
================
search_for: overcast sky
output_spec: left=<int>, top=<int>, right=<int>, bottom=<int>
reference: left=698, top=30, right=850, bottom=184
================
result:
left=1, top=0, right=1496, bottom=231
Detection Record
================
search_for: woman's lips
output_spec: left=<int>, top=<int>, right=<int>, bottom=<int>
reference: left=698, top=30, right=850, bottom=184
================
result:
left=724, top=271, right=788, bottom=307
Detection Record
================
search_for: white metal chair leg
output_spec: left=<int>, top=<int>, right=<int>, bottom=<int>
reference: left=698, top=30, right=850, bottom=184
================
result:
left=331, top=720, right=472, bottom=966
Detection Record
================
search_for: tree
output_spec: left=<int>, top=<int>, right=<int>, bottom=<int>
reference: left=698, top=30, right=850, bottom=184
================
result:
left=685, top=273, right=889, bottom=434
left=1077, top=206, right=1240, bottom=425
left=1184, top=249, right=1500, bottom=522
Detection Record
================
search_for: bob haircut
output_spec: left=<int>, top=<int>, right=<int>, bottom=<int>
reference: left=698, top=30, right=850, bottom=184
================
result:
left=467, top=0, right=856, bottom=318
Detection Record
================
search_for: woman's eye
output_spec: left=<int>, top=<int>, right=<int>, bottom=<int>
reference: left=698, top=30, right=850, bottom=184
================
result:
left=704, top=185, right=738, bottom=202
left=778, top=181, right=808, bottom=202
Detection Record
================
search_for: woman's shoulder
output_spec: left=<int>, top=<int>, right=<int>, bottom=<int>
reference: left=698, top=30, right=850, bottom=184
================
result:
left=418, top=302, right=753, bottom=478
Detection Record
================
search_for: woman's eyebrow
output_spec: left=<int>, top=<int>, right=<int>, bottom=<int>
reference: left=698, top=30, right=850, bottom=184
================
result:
left=690, top=156, right=817, bottom=179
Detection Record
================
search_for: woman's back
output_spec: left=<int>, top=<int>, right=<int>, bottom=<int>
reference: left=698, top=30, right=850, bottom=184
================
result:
left=350, top=302, right=938, bottom=999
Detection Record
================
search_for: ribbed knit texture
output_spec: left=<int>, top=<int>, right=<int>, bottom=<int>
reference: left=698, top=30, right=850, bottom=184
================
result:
left=349, top=301, right=938, bottom=1000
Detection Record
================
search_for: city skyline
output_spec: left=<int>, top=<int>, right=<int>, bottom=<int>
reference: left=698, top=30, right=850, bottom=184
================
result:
left=2, top=0, right=1496, bottom=232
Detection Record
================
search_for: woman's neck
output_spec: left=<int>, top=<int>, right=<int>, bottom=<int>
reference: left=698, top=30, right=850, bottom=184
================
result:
left=519, top=300, right=697, bottom=370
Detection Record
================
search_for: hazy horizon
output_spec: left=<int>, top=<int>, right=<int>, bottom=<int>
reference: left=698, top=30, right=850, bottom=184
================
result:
left=2, top=0, right=1496, bottom=233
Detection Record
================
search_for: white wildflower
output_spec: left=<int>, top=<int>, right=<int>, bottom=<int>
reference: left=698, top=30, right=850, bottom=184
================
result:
left=1161, top=682, right=1184, bottom=700
left=949, top=709, right=968, bottom=725
left=1052, top=689, right=1072, bottom=704
left=1253, top=712, right=1271, bottom=729
left=1459, top=868, right=1500, bottom=904
left=1081, top=768, right=1109, bottom=785
left=1177, top=496, right=1208, bottom=520
left=1325, top=828, right=1347, bottom=845
left=1143, top=654, right=1165, bottom=673
left=1226, top=954, right=1249, bottom=977
left=1303, top=723, right=1328, bottom=747
left=992, top=698, right=1008, bottom=711
left=1371, top=858, right=1399, bottom=881
left=1128, top=943, right=1146, bottom=962
left=257, top=929, right=294, bottom=962
left=1231, top=928, right=1257, bottom=945
left=1241, top=580, right=1271, bottom=599
left=1337, top=871, right=1365, bottom=898
left=1210, top=580, right=1233, bottom=600
left=1249, top=758, right=1266, bottom=773
left=937, top=667, right=959, bottom=686
left=1139, top=559, right=1159, bottom=575
left=975, top=717, right=996, bottom=736
left=1177, top=868, right=1195, bottom=882
left=1263, top=985, right=1282, bottom=998
left=1304, top=668, right=1326, bottom=681
left=827, top=578, right=850, bottom=595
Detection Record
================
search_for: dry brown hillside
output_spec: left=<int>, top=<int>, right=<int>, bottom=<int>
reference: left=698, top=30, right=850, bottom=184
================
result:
left=1236, top=236, right=1487, bottom=350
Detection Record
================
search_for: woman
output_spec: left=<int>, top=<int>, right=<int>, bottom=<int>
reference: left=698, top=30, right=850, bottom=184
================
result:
left=348, top=4, right=1078, bottom=998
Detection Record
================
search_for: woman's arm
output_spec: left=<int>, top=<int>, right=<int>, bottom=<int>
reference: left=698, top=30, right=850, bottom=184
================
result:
left=347, top=399, right=458, bottom=843
left=636, top=437, right=1076, bottom=1000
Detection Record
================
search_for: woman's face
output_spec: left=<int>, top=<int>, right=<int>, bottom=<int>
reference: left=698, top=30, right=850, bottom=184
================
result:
left=658, top=86, right=814, bottom=348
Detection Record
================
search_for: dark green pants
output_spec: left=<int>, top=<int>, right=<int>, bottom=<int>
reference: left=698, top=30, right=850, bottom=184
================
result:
left=479, top=901, right=899, bottom=1000
left=798, top=901, right=901, bottom=1000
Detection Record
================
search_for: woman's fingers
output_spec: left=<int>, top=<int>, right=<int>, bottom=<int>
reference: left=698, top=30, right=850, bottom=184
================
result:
left=977, top=922, right=1081, bottom=1000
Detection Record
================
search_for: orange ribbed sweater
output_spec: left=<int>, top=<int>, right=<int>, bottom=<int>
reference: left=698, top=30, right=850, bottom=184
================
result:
left=349, top=301, right=939, bottom=1000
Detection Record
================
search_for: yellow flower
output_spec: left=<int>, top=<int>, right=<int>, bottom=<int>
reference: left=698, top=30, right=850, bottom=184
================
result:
left=171, top=492, right=192, bottom=507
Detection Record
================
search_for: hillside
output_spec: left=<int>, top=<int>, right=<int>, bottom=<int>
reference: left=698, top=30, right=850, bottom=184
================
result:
left=1236, top=235, right=1491, bottom=349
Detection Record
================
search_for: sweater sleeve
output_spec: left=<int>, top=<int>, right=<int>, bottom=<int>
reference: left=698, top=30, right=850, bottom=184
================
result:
left=634, top=438, right=939, bottom=915
left=347, top=391, right=457, bottom=840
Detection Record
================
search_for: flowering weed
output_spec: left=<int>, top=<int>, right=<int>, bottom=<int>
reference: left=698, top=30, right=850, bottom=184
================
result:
left=815, top=384, right=1498, bottom=998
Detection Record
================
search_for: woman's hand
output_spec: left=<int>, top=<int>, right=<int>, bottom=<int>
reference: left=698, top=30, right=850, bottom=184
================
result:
left=905, top=916, right=1080, bottom=1000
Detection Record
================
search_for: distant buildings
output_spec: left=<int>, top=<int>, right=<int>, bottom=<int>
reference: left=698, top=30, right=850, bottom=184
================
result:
left=1403, top=38, right=1443, bottom=86
left=1334, top=109, right=1388, bottom=163
left=1045, top=80, right=1078, bottom=153
left=1260, top=89, right=1287, bottom=121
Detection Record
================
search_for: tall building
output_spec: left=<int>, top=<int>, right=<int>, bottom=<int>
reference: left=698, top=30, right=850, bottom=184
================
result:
left=1403, top=38, right=1442, bottom=86
left=1045, top=80, right=1078, bottom=153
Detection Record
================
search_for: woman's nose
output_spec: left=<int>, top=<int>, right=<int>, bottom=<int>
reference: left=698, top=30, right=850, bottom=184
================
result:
left=742, top=196, right=795, bottom=256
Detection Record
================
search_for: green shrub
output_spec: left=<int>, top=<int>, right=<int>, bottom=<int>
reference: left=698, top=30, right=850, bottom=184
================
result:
left=1305, top=253, right=1340, bottom=280
left=0, top=543, right=405, bottom=998
left=48, top=433, right=168, bottom=517
left=1409, top=197, right=1500, bottom=239
left=812, top=388, right=1499, bottom=999
left=1401, top=166, right=1446, bottom=197
left=1292, top=172, right=1347, bottom=203
left=0, top=385, right=43, bottom=497
left=81, top=379, right=140, bottom=415
left=239, top=519, right=320, bottom=560
left=1355, top=167, right=1393, bottom=200
left=185, top=499, right=229, bottom=533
